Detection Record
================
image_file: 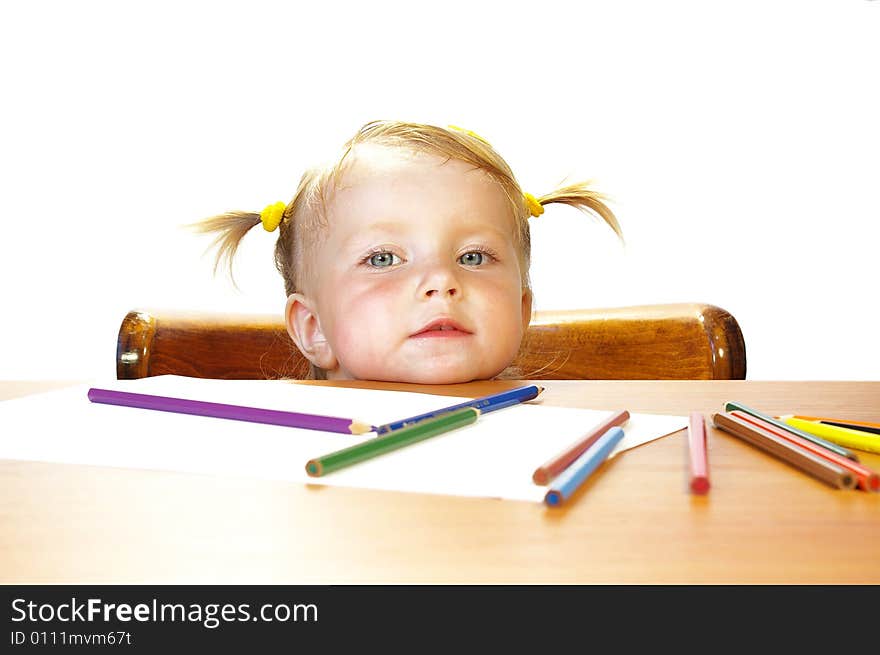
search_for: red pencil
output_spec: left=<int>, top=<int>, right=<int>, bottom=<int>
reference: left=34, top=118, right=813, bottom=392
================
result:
left=730, top=411, right=879, bottom=492
left=688, top=412, right=710, bottom=494
left=532, top=409, right=630, bottom=485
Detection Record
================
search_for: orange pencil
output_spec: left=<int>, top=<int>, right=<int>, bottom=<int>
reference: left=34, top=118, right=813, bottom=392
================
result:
left=731, top=411, right=879, bottom=492
left=687, top=412, right=710, bottom=494
left=712, top=412, right=856, bottom=490
left=532, top=410, right=630, bottom=485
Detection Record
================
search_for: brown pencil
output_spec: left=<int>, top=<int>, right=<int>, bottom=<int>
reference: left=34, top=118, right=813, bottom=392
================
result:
left=711, top=412, right=856, bottom=490
left=532, top=409, right=630, bottom=485
left=730, top=411, right=879, bottom=492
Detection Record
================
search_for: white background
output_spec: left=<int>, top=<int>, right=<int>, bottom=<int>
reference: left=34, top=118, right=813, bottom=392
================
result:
left=1, top=1, right=877, bottom=381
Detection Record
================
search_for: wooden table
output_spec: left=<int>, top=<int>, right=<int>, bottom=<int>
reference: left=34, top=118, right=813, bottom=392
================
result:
left=1, top=380, right=878, bottom=584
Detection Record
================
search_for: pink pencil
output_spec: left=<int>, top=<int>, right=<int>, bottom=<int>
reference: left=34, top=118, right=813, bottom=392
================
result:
left=532, top=409, right=630, bottom=485
left=688, top=412, right=710, bottom=494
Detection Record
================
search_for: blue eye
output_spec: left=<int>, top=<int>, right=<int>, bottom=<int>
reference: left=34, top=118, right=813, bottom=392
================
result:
left=459, top=251, right=485, bottom=266
left=367, top=252, right=401, bottom=267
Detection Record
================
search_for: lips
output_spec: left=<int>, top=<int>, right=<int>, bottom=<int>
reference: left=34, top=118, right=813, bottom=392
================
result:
left=410, top=318, right=473, bottom=338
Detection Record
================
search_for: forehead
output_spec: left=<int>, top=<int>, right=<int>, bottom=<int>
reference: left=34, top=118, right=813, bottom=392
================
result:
left=338, top=142, right=484, bottom=185
left=326, top=144, right=515, bottom=233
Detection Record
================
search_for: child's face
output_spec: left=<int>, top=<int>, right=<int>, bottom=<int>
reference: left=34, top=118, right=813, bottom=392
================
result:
left=287, top=145, right=532, bottom=384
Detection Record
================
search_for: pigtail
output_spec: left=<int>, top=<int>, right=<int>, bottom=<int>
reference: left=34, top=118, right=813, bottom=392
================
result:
left=187, top=211, right=263, bottom=284
left=535, top=181, right=624, bottom=243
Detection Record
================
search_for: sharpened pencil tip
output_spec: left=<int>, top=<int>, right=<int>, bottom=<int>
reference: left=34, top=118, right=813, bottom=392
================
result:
left=349, top=421, right=374, bottom=435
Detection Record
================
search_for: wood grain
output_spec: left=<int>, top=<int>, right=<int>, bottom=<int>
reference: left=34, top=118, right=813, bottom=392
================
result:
left=1, top=379, right=878, bottom=584
left=116, top=303, right=747, bottom=381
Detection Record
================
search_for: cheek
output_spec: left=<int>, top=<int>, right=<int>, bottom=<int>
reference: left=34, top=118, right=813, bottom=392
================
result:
left=322, top=276, right=405, bottom=356
left=481, top=272, right=526, bottom=316
left=491, top=306, right=526, bottom=354
left=474, top=276, right=527, bottom=346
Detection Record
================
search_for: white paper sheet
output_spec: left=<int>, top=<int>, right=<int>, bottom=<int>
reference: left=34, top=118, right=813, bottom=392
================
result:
left=0, top=376, right=686, bottom=502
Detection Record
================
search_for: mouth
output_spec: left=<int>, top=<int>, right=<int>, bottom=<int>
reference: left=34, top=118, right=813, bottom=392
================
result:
left=410, top=318, right=473, bottom=338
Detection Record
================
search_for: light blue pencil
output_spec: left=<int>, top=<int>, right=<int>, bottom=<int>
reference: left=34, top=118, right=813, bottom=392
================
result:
left=543, top=426, right=625, bottom=507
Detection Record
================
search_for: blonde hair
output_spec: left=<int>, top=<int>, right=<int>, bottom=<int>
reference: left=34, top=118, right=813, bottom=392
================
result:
left=192, top=119, right=622, bottom=297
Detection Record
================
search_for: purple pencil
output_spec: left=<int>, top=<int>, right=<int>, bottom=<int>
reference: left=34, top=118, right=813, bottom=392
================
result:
left=87, top=388, right=373, bottom=435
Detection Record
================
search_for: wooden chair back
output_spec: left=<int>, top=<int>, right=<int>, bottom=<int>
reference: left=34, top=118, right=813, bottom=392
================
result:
left=116, top=303, right=746, bottom=380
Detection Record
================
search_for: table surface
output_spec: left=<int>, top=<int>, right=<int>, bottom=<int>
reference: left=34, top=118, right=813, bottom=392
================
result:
left=2, top=379, right=878, bottom=584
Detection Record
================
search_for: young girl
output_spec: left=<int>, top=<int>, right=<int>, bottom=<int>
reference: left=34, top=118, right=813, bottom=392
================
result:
left=194, top=120, right=622, bottom=384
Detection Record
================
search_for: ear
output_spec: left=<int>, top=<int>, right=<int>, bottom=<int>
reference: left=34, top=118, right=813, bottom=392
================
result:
left=284, top=293, right=338, bottom=372
left=520, top=287, right=533, bottom=334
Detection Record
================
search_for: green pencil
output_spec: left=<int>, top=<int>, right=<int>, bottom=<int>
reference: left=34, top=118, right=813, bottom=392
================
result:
left=305, top=407, right=480, bottom=477
left=723, top=400, right=858, bottom=462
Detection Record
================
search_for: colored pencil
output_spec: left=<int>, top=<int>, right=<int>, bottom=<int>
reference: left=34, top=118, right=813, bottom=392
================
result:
left=531, top=409, right=630, bottom=485
left=731, top=412, right=879, bottom=492
left=711, top=412, right=856, bottom=490
left=687, top=412, right=710, bottom=495
left=374, top=384, right=543, bottom=435
left=723, top=401, right=857, bottom=462
left=544, top=426, right=625, bottom=506
left=818, top=421, right=880, bottom=437
left=306, top=407, right=479, bottom=477
left=87, top=387, right=373, bottom=435
left=780, top=416, right=880, bottom=455
left=787, top=415, right=880, bottom=437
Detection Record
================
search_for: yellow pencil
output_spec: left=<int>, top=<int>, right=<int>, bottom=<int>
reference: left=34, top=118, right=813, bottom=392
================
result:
left=791, top=415, right=880, bottom=431
left=780, top=416, right=880, bottom=454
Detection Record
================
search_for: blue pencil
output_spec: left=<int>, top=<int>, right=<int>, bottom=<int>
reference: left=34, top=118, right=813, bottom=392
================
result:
left=374, top=384, right=544, bottom=434
left=543, top=426, right=625, bottom=507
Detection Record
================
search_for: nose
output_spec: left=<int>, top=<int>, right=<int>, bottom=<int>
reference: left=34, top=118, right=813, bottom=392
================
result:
left=418, top=262, right=461, bottom=300
left=425, top=287, right=457, bottom=298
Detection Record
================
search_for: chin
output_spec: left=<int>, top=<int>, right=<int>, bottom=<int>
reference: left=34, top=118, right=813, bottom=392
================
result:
left=401, top=371, right=476, bottom=385
left=395, top=362, right=508, bottom=385
left=335, top=353, right=512, bottom=384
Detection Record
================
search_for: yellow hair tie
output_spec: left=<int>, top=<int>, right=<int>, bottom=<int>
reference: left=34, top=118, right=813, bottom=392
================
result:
left=448, top=124, right=490, bottom=145
left=524, top=192, right=544, bottom=218
left=260, top=201, right=286, bottom=232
